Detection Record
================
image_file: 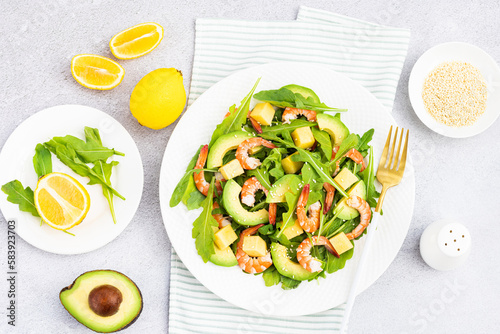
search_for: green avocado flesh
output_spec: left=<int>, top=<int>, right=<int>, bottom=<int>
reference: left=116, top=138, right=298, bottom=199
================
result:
left=266, top=174, right=301, bottom=203
left=223, top=179, right=268, bottom=226
left=316, top=113, right=350, bottom=146
left=270, top=243, right=318, bottom=281
left=334, top=180, right=367, bottom=220
left=60, top=270, right=142, bottom=333
left=210, top=245, right=238, bottom=267
left=282, top=84, right=320, bottom=103
left=206, top=131, right=253, bottom=168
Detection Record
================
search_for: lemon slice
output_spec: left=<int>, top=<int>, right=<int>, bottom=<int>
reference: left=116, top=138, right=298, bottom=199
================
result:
left=110, top=22, right=164, bottom=60
left=71, top=54, right=125, bottom=90
left=34, top=173, right=91, bottom=230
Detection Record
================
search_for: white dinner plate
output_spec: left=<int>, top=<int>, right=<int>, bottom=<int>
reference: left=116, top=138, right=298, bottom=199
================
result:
left=408, top=42, right=500, bottom=138
left=159, top=62, right=415, bottom=316
left=0, top=105, right=143, bottom=255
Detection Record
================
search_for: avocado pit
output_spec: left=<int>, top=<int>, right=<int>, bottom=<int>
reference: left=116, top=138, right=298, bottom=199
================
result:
left=88, top=284, right=123, bottom=317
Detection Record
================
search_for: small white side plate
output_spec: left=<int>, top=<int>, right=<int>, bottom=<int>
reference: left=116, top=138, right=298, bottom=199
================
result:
left=408, top=42, right=500, bottom=138
left=0, top=105, right=144, bottom=255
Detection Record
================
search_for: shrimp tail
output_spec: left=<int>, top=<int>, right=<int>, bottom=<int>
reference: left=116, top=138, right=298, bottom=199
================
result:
left=268, top=203, right=277, bottom=226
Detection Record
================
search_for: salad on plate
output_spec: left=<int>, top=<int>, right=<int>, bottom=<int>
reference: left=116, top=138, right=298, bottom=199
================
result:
left=170, top=80, right=378, bottom=290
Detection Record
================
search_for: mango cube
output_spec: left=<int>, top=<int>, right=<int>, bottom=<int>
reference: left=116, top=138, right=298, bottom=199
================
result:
left=329, top=232, right=353, bottom=255
left=250, top=102, right=275, bottom=126
left=219, top=159, right=244, bottom=180
left=242, top=235, right=267, bottom=257
left=291, top=126, right=315, bottom=149
left=248, top=145, right=263, bottom=155
left=282, top=220, right=304, bottom=240
left=281, top=152, right=304, bottom=174
left=214, top=225, right=238, bottom=250
left=333, top=168, right=358, bottom=190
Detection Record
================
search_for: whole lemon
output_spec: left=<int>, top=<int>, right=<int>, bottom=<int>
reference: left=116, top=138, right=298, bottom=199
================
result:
left=130, top=68, right=186, bottom=130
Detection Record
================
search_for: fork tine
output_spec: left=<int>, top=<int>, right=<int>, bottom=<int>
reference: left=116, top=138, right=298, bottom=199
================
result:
left=387, top=127, right=398, bottom=168
left=394, top=128, right=404, bottom=170
left=378, top=125, right=392, bottom=170
left=398, top=129, right=409, bottom=172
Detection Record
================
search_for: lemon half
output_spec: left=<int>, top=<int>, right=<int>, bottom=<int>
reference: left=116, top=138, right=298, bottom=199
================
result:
left=34, top=172, right=91, bottom=230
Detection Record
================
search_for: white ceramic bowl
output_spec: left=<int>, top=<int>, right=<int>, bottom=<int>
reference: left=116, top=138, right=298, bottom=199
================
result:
left=408, top=42, right=500, bottom=138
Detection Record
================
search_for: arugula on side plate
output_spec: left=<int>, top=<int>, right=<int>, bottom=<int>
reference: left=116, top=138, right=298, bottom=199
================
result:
left=1, top=180, right=39, bottom=217
left=33, top=144, right=52, bottom=179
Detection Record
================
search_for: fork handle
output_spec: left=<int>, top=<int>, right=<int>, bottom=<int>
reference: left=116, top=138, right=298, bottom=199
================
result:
left=375, top=184, right=390, bottom=213
left=339, top=212, right=381, bottom=334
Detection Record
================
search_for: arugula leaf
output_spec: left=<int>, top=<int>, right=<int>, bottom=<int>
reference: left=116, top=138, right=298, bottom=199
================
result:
left=325, top=242, right=354, bottom=274
left=280, top=276, right=301, bottom=290
left=192, top=180, right=218, bottom=263
left=293, top=148, right=348, bottom=198
left=185, top=185, right=206, bottom=210
left=49, top=134, right=123, bottom=164
left=1, top=180, right=39, bottom=217
left=360, top=146, right=379, bottom=207
left=208, top=79, right=260, bottom=148
left=311, top=128, right=332, bottom=160
left=92, top=160, right=119, bottom=224
left=33, top=143, right=52, bottom=178
left=44, top=141, right=125, bottom=200
left=356, top=129, right=374, bottom=152
left=261, top=119, right=317, bottom=135
left=300, top=163, right=323, bottom=197
left=278, top=191, right=301, bottom=236
left=254, top=87, right=347, bottom=113
left=332, top=134, right=359, bottom=164
left=262, top=266, right=281, bottom=287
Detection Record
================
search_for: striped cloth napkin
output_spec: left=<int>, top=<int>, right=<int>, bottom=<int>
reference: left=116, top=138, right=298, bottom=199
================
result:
left=169, top=6, right=410, bottom=333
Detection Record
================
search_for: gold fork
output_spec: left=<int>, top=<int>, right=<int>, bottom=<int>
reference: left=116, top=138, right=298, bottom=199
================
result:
left=340, top=126, right=409, bottom=333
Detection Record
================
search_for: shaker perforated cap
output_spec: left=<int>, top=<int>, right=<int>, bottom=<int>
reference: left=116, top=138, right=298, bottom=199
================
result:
left=437, top=222, right=471, bottom=257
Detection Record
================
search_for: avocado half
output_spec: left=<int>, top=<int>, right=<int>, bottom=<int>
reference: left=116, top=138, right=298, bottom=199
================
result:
left=60, top=270, right=143, bottom=333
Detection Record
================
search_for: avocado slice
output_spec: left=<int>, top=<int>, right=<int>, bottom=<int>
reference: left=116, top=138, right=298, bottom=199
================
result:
left=270, top=243, right=318, bottom=281
left=334, top=180, right=367, bottom=220
left=266, top=174, right=301, bottom=203
left=210, top=245, right=238, bottom=267
left=60, top=270, right=142, bottom=333
left=282, top=84, right=321, bottom=104
left=207, top=131, right=253, bottom=168
left=223, top=179, right=268, bottom=226
left=316, top=113, right=350, bottom=146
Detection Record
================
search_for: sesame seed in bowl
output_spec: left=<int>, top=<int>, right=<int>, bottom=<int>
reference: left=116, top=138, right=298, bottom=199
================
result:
left=409, top=42, right=500, bottom=138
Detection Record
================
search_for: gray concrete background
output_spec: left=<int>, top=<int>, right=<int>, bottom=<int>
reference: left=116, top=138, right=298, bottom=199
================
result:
left=1, top=1, right=500, bottom=333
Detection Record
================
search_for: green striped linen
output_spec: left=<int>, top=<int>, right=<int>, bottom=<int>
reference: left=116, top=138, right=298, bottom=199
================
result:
left=169, top=6, right=410, bottom=333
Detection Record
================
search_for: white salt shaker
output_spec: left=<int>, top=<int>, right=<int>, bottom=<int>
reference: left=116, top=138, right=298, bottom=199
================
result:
left=420, top=219, right=471, bottom=271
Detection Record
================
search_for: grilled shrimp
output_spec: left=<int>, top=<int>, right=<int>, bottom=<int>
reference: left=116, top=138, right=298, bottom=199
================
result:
left=282, top=107, right=317, bottom=124
left=241, top=177, right=276, bottom=225
left=236, top=137, right=277, bottom=170
left=193, top=145, right=223, bottom=196
left=296, top=236, right=337, bottom=273
left=241, top=177, right=268, bottom=207
left=323, top=182, right=336, bottom=215
left=332, top=146, right=366, bottom=175
left=236, top=224, right=273, bottom=274
left=344, top=196, right=372, bottom=240
left=296, top=184, right=321, bottom=233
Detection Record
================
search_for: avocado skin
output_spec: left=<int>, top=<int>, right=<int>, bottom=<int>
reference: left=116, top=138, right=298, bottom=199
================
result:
left=60, top=270, right=143, bottom=333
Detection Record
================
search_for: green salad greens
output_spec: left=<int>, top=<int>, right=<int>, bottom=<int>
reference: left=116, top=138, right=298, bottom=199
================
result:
left=2, top=127, right=124, bottom=228
left=171, top=82, right=378, bottom=290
